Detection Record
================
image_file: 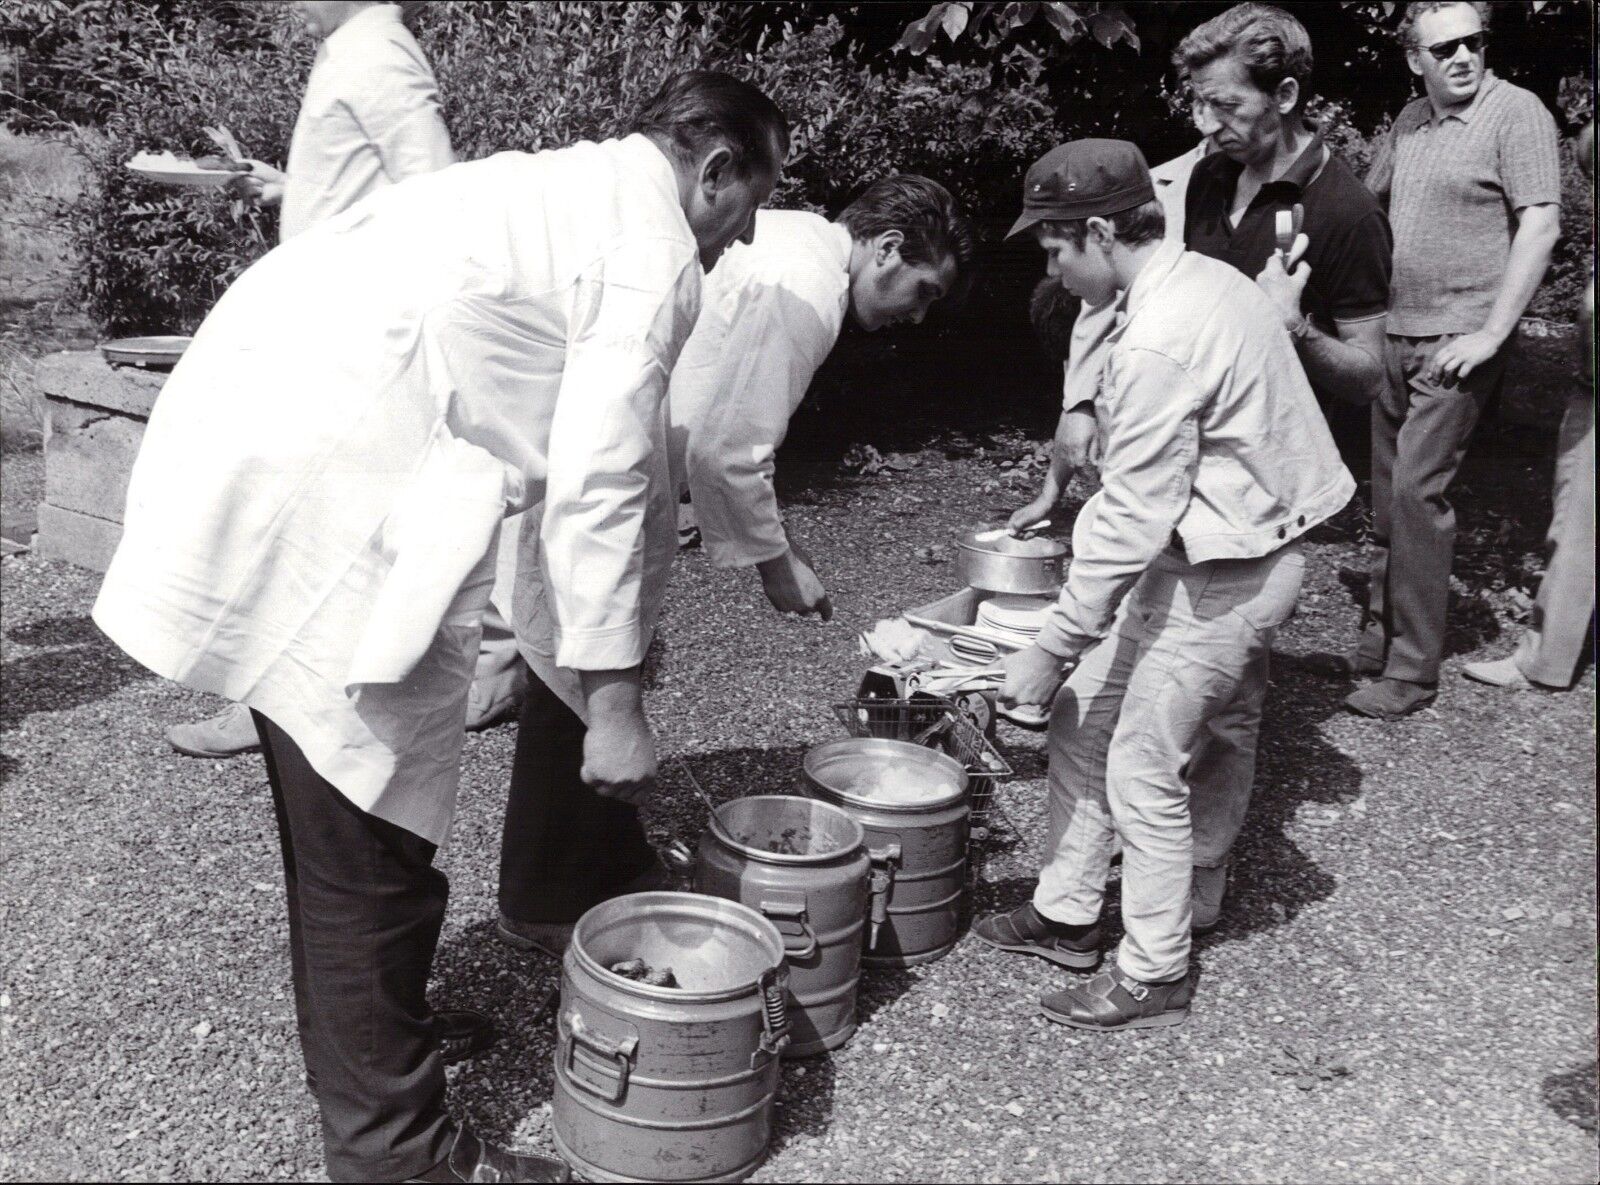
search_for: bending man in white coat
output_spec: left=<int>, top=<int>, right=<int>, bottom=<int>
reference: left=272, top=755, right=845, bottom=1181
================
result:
left=93, top=72, right=788, bottom=1184
left=497, top=175, right=978, bottom=957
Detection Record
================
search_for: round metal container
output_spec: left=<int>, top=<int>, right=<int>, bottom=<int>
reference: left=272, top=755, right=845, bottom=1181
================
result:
left=956, top=530, right=1067, bottom=594
left=553, top=892, right=790, bottom=1183
left=801, top=738, right=971, bottom=968
left=694, top=796, right=869, bottom=1057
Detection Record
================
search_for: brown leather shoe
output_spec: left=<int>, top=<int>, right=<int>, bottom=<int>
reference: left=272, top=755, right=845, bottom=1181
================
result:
left=407, top=1127, right=568, bottom=1182
left=1040, top=964, right=1195, bottom=1031
left=971, top=901, right=1102, bottom=970
left=166, top=703, right=260, bottom=758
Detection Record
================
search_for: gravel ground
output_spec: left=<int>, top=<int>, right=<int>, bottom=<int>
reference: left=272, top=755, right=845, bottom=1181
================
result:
left=1, top=391, right=1595, bottom=1181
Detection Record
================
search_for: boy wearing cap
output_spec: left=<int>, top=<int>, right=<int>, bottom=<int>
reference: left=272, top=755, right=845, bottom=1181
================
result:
left=976, top=139, right=1353, bottom=1030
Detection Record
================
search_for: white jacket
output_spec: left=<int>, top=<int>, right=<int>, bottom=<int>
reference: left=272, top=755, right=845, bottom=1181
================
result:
left=513, top=209, right=851, bottom=715
left=94, top=136, right=701, bottom=842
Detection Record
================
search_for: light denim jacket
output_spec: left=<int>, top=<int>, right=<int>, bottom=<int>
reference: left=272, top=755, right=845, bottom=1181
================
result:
left=1037, top=240, right=1354, bottom=657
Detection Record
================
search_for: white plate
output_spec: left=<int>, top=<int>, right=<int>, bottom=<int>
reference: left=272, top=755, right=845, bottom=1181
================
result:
left=128, top=151, right=247, bottom=190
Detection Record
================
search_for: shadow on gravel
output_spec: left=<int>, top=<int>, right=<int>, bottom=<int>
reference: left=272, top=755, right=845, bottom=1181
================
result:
left=0, top=617, right=155, bottom=732
left=769, top=1052, right=839, bottom=1152
left=1543, top=1060, right=1599, bottom=1133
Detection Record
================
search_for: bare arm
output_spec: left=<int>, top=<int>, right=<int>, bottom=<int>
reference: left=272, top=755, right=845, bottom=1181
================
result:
left=1430, top=203, right=1561, bottom=383
left=1255, top=236, right=1387, bottom=406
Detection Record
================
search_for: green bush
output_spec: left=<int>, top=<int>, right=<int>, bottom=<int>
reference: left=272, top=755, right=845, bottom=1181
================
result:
left=41, top=1, right=1060, bottom=335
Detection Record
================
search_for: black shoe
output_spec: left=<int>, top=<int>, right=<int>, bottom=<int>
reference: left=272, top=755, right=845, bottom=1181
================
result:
left=1291, top=650, right=1383, bottom=678
left=407, top=1127, right=569, bottom=1183
left=971, top=901, right=1102, bottom=970
left=436, top=1008, right=495, bottom=1066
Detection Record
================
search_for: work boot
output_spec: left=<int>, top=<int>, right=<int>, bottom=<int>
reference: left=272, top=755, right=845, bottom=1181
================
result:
left=498, top=860, right=675, bottom=958
left=1191, top=864, right=1228, bottom=934
left=406, top=1127, right=568, bottom=1183
left=970, top=901, right=1102, bottom=970
left=167, top=703, right=260, bottom=758
left=1344, top=678, right=1437, bottom=720
left=1461, top=656, right=1539, bottom=690
left=1040, top=964, right=1195, bottom=1031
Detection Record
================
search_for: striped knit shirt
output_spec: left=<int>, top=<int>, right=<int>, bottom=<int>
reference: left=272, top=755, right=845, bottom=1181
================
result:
left=1367, top=73, right=1561, bottom=337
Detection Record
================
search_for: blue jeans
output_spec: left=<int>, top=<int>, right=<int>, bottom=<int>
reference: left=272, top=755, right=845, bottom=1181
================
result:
left=1034, top=543, right=1305, bottom=981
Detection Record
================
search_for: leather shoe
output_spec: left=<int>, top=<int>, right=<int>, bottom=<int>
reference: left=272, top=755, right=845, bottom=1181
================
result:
left=167, top=703, right=260, bottom=758
left=1040, top=964, right=1195, bottom=1031
left=1191, top=864, right=1227, bottom=934
left=970, top=901, right=1102, bottom=970
left=1291, top=649, right=1383, bottom=678
left=407, top=1127, right=568, bottom=1182
left=498, top=859, right=676, bottom=958
left=1462, top=656, right=1540, bottom=690
left=436, top=1008, right=494, bottom=1066
left=1344, top=678, right=1437, bottom=720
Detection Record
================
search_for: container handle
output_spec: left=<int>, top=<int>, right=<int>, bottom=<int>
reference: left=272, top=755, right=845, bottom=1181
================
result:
left=759, top=896, right=818, bottom=961
left=562, top=1010, right=638, bottom=1104
left=755, top=966, right=791, bottom=1063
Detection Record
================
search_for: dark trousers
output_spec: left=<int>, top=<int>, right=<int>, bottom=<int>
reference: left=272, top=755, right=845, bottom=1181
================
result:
left=253, top=712, right=453, bottom=1182
left=497, top=674, right=656, bottom=924
left=1359, top=334, right=1508, bottom=685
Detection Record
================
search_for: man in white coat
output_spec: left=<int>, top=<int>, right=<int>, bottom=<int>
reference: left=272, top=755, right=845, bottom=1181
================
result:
left=170, top=0, right=527, bottom=756
left=496, top=175, right=978, bottom=957
left=93, top=72, right=788, bottom=1184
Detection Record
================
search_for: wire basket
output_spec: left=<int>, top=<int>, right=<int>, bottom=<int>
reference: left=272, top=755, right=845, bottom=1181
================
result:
left=830, top=694, right=1013, bottom=825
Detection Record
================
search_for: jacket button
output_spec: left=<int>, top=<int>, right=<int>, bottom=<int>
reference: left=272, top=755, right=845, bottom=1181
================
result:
left=1297, top=515, right=1306, bottom=527
left=1277, top=526, right=1287, bottom=539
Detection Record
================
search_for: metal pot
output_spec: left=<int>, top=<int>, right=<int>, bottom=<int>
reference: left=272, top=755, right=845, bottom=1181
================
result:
left=956, top=530, right=1066, bottom=594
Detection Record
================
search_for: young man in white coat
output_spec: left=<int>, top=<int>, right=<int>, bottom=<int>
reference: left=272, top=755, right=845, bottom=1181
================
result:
left=93, top=72, right=788, bottom=1184
left=496, top=175, right=978, bottom=956
left=170, top=0, right=527, bottom=756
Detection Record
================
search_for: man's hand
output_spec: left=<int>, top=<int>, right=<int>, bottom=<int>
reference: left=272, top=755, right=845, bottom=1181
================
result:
left=580, top=671, right=657, bottom=804
left=226, top=160, right=287, bottom=208
left=1427, top=329, right=1505, bottom=384
left=1000, top=643, right=1068, bottom=713
left=1061, top=405, right=1099, bottom=474
left=1008, top=485, right=1057, bottom=535
left=1255, top=231, right=1312, bottom=330
left=757, top=541, right=833, bottom=620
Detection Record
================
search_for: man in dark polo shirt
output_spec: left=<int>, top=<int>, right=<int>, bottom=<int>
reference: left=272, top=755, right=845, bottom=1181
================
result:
left=1177, top=2, right=1393, bottom=441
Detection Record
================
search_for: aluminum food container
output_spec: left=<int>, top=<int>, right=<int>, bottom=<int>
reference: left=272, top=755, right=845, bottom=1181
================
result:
left=956, top=529, right=1066, bottom=594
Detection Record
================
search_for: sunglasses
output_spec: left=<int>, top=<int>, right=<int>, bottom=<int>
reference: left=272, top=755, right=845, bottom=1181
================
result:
left=1423, top=31, right=1488, bottom=62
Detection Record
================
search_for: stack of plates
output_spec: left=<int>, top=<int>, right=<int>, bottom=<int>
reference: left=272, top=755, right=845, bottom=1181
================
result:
left=949, top=634, right=999, bottom=664
left=974, top=594, right=1053, bottom=647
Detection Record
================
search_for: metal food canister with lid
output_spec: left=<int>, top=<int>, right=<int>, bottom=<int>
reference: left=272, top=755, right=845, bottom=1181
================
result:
left=800, top=737, right=971, bottom=968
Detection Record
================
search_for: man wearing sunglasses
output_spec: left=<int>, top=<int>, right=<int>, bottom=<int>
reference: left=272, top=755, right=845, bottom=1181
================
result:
left=1347, top=1, right=1562, bottom=720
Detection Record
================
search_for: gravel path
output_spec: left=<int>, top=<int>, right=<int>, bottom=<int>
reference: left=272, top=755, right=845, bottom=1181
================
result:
left=1, top=410, right=1595, bottom=1182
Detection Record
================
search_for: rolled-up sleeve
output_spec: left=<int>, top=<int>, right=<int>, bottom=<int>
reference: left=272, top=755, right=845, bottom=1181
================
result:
left=684, top=281, right=835, bottom=568
left=1035, top=348, right=1204, bottom=658
left=543, top=244, right=699, bottom=670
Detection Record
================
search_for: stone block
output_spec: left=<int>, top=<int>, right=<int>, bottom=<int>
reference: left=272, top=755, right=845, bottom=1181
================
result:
left=43, top=399, right=146, bottom=521
left=32, top=503, right=123, bottom=572
left=35, top=351, right=165, bottom=419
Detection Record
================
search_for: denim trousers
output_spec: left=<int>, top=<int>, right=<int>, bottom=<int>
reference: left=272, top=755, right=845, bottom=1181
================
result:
left=1034, top=543, right=1305, bottom=982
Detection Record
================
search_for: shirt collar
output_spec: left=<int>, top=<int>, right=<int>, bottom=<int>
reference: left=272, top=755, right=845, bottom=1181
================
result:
left=323, top=3, right=403, bottom=55
left=1150, top=141, right=1206, bottom=186
left=623, top=134, right=695, bottom=246
left=1427, top=71, right=1500, bottom=125
left=1212, top=127, right=1325, bottom=198
left=1123, top=238, right=1185, bottom=321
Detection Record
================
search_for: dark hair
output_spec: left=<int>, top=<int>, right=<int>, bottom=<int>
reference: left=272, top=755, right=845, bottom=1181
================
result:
left=1174, top=3, right=1314, bottom=112
left=1028, top=278, right=1079, bottom=362
left=628, top=71, right=789, bottom=180
left=1039, top=198, right=1167, bottom=250
left=1396, top=1, right=1490, bottom=48
left=839, top=174, right=979, bottom=304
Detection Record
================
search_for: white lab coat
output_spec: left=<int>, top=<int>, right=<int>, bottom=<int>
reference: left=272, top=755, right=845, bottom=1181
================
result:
left=512, top=209, right=851, bottom=716
left=94, top=136, right=701, bottom=843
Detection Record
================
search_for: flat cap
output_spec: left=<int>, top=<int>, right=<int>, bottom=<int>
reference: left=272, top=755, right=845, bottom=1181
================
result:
left=1006, top=139, right=1156, bottom=240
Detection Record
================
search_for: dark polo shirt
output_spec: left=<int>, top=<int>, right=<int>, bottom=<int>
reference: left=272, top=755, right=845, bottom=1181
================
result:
left=1185, top=132, right=1392, bottom=334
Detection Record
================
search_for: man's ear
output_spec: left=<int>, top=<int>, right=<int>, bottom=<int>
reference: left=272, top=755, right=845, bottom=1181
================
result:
left=1404, top=47, right=1424, bottom=77
left=1275, top=77, right=1299, bottom=116
left=1085, top=216, right=1115, bottom=249
left=875, top=229, right=905, bottom=264
left=698, top=144, right=735, bottom=199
